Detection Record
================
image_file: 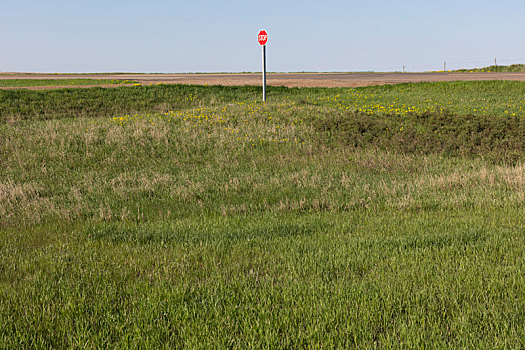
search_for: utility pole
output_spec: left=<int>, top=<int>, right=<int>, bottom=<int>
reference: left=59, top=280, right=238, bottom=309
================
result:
left=443, top=61, right=446, bottom=72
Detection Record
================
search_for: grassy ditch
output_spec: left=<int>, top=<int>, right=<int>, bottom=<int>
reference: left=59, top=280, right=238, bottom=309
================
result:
left=1, top=82, right=525, bottom=347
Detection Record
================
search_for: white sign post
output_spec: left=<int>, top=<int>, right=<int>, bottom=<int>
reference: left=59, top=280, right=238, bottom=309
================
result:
left=258, top=30, right=268, bottom=102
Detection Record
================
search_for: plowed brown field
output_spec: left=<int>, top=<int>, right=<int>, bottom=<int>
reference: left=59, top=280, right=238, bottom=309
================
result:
left=3, top=72, right=525, bottom=89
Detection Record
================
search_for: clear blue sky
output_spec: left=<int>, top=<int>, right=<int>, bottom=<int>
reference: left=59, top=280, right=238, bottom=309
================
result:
left=2, top=0, right=524, bottom=73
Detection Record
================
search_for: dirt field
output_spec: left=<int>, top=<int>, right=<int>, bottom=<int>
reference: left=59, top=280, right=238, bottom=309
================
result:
left=3, top=72, right=525, bottom=88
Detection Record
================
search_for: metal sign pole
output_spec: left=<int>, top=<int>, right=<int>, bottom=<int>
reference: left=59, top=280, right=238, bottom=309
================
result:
left=262, top=45, right=267, bottom=102
left=258, top=29, right=268, bottom=102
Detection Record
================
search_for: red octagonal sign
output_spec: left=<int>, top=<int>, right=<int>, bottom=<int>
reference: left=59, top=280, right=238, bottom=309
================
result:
left=258, top=30, right=268, bottom=46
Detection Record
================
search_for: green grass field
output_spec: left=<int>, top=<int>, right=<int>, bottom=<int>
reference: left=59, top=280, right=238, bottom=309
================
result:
left=0, top=78, right=138, bottom=88
left=1, top=81, right=525, bottom=348
left=454, top=63, right=525, bottom=73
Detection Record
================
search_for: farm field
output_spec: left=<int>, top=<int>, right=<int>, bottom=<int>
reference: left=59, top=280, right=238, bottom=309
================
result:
left=1, top=81, right=525, bottom=348
left=4, top=70, right=525, bottom=88
left=0, top=79, right=138, bottom=89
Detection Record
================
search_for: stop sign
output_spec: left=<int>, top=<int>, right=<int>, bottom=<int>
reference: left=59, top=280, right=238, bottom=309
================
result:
left=258, top=30, right=268, bottom=46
